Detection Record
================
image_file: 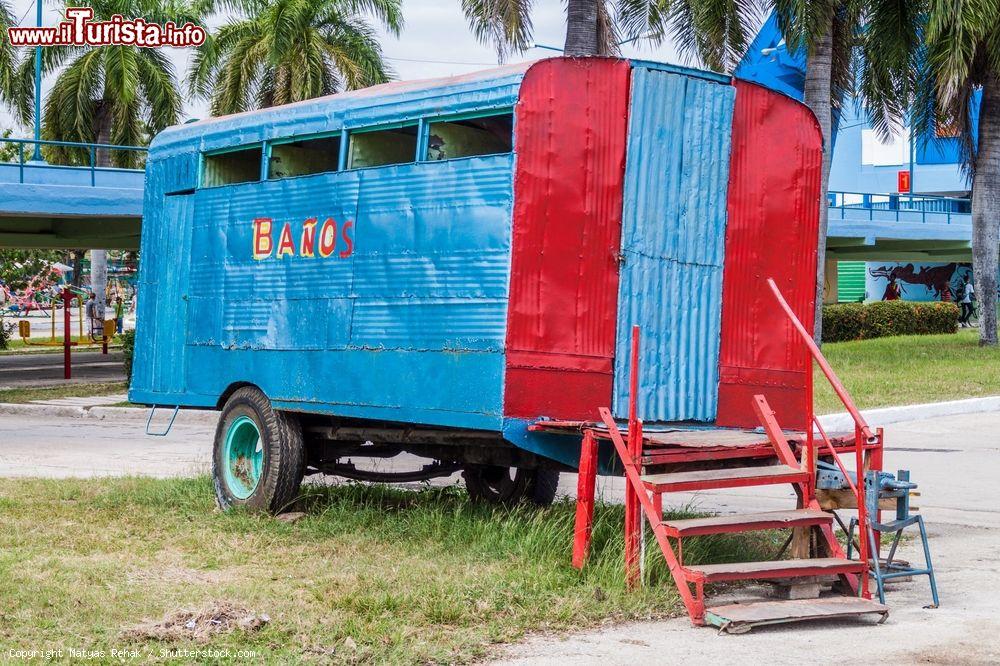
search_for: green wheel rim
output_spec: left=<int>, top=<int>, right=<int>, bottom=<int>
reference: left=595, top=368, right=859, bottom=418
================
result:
left=223, top=415, right=263, bottom=499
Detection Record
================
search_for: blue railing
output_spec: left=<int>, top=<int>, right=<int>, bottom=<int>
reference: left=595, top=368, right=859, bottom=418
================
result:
left=0, top=137, right=147, bottom=186
left=827, top=190, right=971, bottom=225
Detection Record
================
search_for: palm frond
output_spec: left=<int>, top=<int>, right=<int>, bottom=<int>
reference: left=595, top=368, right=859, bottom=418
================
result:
left=461, top=0, right=534, bottom=62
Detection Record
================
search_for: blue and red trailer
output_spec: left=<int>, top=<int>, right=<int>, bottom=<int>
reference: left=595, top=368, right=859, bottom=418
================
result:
left=131, top=56, right=822, bottom=510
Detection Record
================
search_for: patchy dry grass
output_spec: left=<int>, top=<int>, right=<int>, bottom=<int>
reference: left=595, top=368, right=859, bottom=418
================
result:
left=815, top=328, right=1000, bottom=414
left=0, top=381, right=127, bottom=404
left=0, top=477, right=782, bottom=663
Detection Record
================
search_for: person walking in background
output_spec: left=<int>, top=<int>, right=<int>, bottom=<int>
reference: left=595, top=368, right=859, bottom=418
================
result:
left=958, top=277, right=975, bottom=327
left=114, top=296, right=125, bottom=334
left=84, top=292, right=98, bottom=334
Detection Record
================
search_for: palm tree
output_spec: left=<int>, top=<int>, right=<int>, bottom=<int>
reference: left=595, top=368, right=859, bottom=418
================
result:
left=461, top=0, right=623, bottom=59
left=188, top=0, right=402, bottom=116
left=926, top=2, right=1000, bottom=346
left=18, top=0, right=189, bottom=320
left=13, top=0, right=189, bottom=168
left=0, top=1, right=21, bottom=117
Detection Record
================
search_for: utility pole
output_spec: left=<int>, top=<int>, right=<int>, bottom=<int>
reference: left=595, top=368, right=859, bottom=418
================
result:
left=30, top=0, right=43, bottom=162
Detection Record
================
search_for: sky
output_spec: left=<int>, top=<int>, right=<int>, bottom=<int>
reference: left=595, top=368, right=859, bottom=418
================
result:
left=2, top=0, right=689, bottom=132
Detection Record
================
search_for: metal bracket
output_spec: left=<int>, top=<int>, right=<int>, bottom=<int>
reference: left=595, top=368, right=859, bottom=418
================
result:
left=145, top=405, right=180, bottom=437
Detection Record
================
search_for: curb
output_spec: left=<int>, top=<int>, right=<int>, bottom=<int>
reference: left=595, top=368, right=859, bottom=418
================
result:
left=1, top=395, right=997, bottom=431
left=817, top=395, right=1000, bottom=432
left=0, top=401, right=219, bottom=426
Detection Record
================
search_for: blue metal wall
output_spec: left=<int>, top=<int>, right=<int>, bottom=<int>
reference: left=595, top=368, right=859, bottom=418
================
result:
left=613, top=66, right=735, bottom=422
left=131, top=70, right=524, bottom=430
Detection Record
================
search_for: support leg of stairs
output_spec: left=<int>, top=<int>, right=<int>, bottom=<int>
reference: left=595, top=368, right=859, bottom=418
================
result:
left=572, top=429, right=599, bottom=569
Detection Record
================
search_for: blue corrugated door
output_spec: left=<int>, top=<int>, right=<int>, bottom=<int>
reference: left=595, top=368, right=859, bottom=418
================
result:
left=140, top=191, right=193, bottom=396
left=613, top=66, right=735, bottom=422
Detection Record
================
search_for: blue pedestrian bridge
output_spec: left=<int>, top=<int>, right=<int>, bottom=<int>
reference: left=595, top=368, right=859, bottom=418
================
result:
left=0, top=138, right=973, bottom=261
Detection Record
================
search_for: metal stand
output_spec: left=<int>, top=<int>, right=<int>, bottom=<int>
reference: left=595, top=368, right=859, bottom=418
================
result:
left=847, top=470, right=939, bottom=608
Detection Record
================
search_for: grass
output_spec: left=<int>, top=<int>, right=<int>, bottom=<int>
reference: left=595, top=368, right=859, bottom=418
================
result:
left=1, top=337, right=121, bottom=354
left=815, top=328, right=1000, bottom=414
left=0, top=381, right=128, bottom=404
left=0, top=477, right=782, bottom=664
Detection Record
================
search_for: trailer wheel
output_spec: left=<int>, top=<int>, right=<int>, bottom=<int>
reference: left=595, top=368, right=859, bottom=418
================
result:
left=213, top=387, right=305, bottom=513
left=462, top=466, right=560, bottom=506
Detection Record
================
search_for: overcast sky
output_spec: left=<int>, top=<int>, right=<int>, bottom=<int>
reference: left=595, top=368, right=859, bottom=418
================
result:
left=2, top=1, right=688, bottom=131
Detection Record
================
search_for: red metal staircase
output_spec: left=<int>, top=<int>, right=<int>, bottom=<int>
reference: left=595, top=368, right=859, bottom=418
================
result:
left=570, top=280, right=891, bottom=633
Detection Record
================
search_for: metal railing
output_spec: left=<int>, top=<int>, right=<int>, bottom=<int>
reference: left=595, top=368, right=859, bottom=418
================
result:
left=0, top=137, right=147, bottom=186
left=827, top=190, right=970, bottom=225
left=767, top=277, right=877, bottom=600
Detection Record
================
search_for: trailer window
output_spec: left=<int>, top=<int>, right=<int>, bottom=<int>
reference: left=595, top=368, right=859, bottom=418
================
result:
left=425, top=113, right=513, bottom=161
left=268, top=135, right=341, bottom=179
left=347, top=124, right=418, bottom=169
left=202, top=147, right=261, bottom=187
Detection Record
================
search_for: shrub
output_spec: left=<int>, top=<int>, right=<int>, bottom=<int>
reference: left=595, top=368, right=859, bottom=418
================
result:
left=0, top=311, right=13, bottom=350
left=822, top=300, right=959, bottom=343
left=120, top=328, right=136, bottom=382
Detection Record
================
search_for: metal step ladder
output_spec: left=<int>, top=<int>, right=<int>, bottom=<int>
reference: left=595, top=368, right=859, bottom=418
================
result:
left=572, top=280, right=895, bottom=633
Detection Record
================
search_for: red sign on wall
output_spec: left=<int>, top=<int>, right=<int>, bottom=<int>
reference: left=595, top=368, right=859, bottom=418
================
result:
left=898, top=170, right=911, bottom=193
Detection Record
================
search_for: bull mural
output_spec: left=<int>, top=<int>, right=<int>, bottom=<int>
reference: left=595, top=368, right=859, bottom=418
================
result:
left=866, top=262, right=972, bottom=301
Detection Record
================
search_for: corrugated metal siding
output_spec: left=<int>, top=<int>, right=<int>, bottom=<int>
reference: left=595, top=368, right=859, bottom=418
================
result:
left=131, top=69, right=523, bottom=430
left=837, top=261, right=866, bottom=302
left=503, top=58, right=631, bottom=421
left=715, top=80, right=822, bottom=430
left=612, top=67, right=735, bottom=422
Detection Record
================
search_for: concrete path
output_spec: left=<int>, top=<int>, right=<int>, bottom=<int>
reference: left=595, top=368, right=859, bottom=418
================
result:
left=0, top=410, right=997, bottom=663
left=0, top=350, right=125, bottom=388
left=497, top=413, right=1000, bottom=665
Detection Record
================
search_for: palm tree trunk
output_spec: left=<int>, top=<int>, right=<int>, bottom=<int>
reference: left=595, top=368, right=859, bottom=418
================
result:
left=564, top=0, right=600, bottom=56
left=803, top=23, right=834, bottom=344
left=972, top=72, right=1000, bottom=346
left=90, top=100, right=113, bottom=321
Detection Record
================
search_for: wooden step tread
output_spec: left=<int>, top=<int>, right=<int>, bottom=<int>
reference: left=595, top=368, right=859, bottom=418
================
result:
left=705, top=597, right=889, bottom=633
left=660, top=509, right=832, bottom=537
left=683, top=557, right=864, bottom=583
left=641, top=464, right=806, bottom=491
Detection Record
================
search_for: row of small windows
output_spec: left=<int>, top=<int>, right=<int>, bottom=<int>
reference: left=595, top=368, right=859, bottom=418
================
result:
left=201, top=111, right=514, bottom=188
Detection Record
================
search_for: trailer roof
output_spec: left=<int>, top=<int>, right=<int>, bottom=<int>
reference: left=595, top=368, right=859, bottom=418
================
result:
left=149, top=57, right=737, bottom=160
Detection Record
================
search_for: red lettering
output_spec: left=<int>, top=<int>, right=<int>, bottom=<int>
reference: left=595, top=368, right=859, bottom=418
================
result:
left=339, top=220, right=354, bottom=258
left=276, top=222, right=295, bottom=258
left=300, top=217, right=318, bottom=257
left=252, top=217, right=273, bottom=259
left=318, top=217, right=338, bottom=258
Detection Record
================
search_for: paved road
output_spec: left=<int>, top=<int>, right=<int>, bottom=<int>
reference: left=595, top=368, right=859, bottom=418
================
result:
left=0, top=410, right=997, bottom=663
left=0, top=350, right=125, bottom=388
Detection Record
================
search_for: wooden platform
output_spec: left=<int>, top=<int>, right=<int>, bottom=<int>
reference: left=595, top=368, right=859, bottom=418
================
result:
left=661, top=509, right=832, bottom=537
left=684, top=558, right=866, bottom=583
left=528, top=419, right=866, bottom=466
left=641, top=464, right=808, bottom=492
left=705, top=597, right=890, bottom=633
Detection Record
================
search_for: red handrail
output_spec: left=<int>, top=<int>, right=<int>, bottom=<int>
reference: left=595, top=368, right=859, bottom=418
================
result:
left=766, top=279, right=875, bottom=442
left=766, top=278, right=871, bottom=599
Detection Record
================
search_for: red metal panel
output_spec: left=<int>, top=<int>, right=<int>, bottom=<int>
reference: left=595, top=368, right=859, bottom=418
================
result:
left=716, top=80, right=823, bottom=430
left=504, top=58, right=630, bottom=420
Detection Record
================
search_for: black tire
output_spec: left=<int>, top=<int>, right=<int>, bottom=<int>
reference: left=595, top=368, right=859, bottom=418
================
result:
left=462, top=466, right=560, bottom=506
left=212, top=386, right=305, bottom=513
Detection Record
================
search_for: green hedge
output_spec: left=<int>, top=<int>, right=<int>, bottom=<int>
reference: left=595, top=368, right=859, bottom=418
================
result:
left=823, top=300, right=959, bottom=343
left=120, top=329, right=135, bottom=382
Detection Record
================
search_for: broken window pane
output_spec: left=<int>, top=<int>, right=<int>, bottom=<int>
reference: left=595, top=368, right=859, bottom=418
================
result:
left=425, top=114, right=513, bottom=161
left=201, top=146, right=261, bottom=187
left=347, top=125, right=418, bottom=169
left=268, top=135, right=341, bottom=179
